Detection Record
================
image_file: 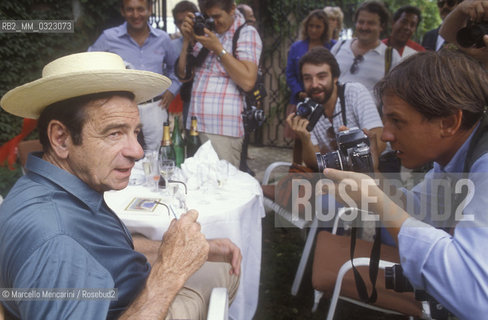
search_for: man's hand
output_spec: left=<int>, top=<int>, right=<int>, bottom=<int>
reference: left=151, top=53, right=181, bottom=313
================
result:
left=157, top=210, right=209, bottom=282
left=195, top=28, right=223, bottom=53
left=180, top=12, right=196, bottom=41
left=159, top=91, right=175, bottom=109
left=207, top=238, right=242, bottom=276
left=286, top=113, right=311, bottom=142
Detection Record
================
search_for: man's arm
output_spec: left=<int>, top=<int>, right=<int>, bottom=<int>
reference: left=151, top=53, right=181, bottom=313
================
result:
left=439, top=0, right=488, bottom=67
left=120, top=210, right=208, bottom=319
left=286, top=113, right=321, bottom=170
left=195, top=27, right=259, bottom=92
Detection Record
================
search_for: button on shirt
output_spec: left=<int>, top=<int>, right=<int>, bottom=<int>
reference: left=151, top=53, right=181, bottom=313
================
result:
left=398, top=125, right=488, bottom=319
left=88, top=22, right=181, bottom=96
left=0, top=153, right=150, bottom=320
left=188, top=12, right=262, bottom=137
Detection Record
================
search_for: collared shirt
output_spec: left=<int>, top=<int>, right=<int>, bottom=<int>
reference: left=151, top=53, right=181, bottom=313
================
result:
left=88, top=22, right=181, bottom=96
left=188, top=11, right=262, bottom=137
left=398, top=125, right=488, bottom=320
left=310, top=82, right=383, bottom=152
left=330, top=39, right=401, bottom=96
left=285, top=39, right=337, bottom=105
left=0, top=153, right=150, bottom=320
left=381, top=38, right=426, bottom=58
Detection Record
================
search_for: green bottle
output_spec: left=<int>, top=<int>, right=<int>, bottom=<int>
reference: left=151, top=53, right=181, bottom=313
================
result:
left=186, top=116, right=202, bottom=158
left=159, top=122, right=176, bottom=161
left=171, top=116, right=185, bottom=167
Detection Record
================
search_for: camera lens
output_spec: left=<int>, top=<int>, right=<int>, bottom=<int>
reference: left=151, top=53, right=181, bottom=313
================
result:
left=296, top=103, right=312, bottom=117
left=457, top=22, right=488, bottom=48
left=316, top=151, right=345, bottom=172
left=254, top=110, right=265, bottom=122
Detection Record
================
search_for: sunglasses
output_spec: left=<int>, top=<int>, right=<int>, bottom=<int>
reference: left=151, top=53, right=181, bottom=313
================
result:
left=350, top=55, right=364, bottom=74
left=437, top=0, right=457, bottom=8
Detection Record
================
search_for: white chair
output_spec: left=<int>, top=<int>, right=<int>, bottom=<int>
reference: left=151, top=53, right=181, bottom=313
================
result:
left=207, top=287, right=229, bottom=320
left=260, top=161, right=316, bottom=295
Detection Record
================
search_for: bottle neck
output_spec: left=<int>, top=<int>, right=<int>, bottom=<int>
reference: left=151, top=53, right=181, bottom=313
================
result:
left=190, top=119, right=199, bottom=136
left=162, top=125, right=172, bottom=146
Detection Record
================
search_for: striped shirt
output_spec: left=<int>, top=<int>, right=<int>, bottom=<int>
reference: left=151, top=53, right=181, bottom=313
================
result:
left=331, top=39, right=401, bottom=96
left=188, top=12, right=262, bottom=137
left=310, top=82, right=383, bottom=152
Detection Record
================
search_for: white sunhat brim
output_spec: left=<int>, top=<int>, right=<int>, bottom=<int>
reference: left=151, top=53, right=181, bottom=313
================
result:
left=0, top=52, right=171, bottom=119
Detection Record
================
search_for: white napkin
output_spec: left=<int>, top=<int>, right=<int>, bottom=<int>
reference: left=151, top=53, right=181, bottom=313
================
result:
left=181, top=141, right=236, bottom=190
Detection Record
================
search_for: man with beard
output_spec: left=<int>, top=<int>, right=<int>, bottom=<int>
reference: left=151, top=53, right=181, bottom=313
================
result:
left=330, top=1, right=401, bottom=96
left=383, top=6, right=425, bottom=59
left=286, top=47, right=384, bottom=170
left=422, top=0, right=463, bottom=51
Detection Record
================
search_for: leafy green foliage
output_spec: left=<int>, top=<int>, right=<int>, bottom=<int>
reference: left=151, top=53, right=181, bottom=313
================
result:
left=0, top=0, right=120, bottom=195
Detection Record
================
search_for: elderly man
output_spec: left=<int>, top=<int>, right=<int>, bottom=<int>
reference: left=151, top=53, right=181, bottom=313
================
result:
left=0, top=52, right=240, bottom=320
left=323, top=50, right=488, bottom=319
left=237, top=4, right=256, bottom=26
left=89, top=0, right=181, bottom=151
left=382, top=5, right=425, bottom=58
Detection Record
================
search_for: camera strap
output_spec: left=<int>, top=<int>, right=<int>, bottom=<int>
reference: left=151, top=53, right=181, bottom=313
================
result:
left=350, top=225, right=382, bottom=304
left=337, top=83, right=347, bottom=127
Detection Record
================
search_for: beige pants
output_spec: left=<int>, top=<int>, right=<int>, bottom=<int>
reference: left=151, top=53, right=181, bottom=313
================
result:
left=165, top=262, right=240, bottom=320
left=199, top=133, right=244, bottom=169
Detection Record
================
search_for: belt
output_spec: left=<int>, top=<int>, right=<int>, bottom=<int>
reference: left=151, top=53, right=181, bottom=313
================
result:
left=140, top=95, right=163, bottom=105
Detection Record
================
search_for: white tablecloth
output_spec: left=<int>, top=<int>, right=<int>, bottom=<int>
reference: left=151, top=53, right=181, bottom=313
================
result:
left=104, top=170, right=265, bottom=320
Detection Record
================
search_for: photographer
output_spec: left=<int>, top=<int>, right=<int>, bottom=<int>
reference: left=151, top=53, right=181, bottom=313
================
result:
left=439, top=0, right=488, bottom=68
left=323, top=50, right=488, bottom=319
left=176, top=0, right=262, bottom=168
left=286, top=47, right=385, bottom=171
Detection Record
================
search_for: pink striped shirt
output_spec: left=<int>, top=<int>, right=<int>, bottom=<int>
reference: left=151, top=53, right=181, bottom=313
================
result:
left=188, top=12, right=262, bottom=137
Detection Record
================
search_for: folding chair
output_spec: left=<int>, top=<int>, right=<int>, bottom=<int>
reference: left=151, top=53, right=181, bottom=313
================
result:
left=17, top=139, right=42, bottom=174
left=261, top=161, right=316, bottom=295
left=311, top=209, right=429, bottom=319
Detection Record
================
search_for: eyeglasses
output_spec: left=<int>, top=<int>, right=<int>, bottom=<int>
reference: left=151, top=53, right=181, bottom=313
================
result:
left=350, top=55, right=364, bottom=74
left=437, top=0, right=457, bottom=8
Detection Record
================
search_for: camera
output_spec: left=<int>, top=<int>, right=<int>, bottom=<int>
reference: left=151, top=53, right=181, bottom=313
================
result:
left=316, top=128, right=373, bottom=173
left=295, top=98, right=324, bottom=132
left=385, top=264, right=450, bottom=319
left=456, top=21, right=488, bottom=48
left=242, top=105, right=266, bottom=132
left=193, top=12, right=215, bottom=36
left=385, top=264, right=414, bottom=292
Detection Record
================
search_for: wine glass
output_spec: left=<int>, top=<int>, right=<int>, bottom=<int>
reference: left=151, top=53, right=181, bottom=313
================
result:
left=159, top=159, right=175, bottom=194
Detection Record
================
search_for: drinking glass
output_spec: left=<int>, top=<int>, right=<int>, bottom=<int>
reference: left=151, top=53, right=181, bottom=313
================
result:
left=159, top=159, right=175, bottom=194
left=143, top=150, right=159, bottom=191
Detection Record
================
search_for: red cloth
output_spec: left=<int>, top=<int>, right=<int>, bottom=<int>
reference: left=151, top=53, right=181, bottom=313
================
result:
left=168, top=93, right=183, bottom=113
left=0, top=118, right=37, bottom=169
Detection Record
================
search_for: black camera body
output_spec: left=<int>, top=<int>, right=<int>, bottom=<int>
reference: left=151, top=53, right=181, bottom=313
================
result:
left=242, top=106, right=265, bottom=132
left=457, top=21, right=488, bottom=48
left=316, top=128, right=373, bottom=173
left=193, top=12, right=215, bottom=36
left=295, top=98, right=324, bottom=132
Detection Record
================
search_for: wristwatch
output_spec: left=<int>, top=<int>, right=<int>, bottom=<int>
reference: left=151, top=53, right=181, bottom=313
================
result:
left=217, top=49, right=228, bottom=61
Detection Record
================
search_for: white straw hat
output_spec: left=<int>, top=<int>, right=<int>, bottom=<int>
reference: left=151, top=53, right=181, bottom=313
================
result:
left=0, top=51, right=171, bottom=119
